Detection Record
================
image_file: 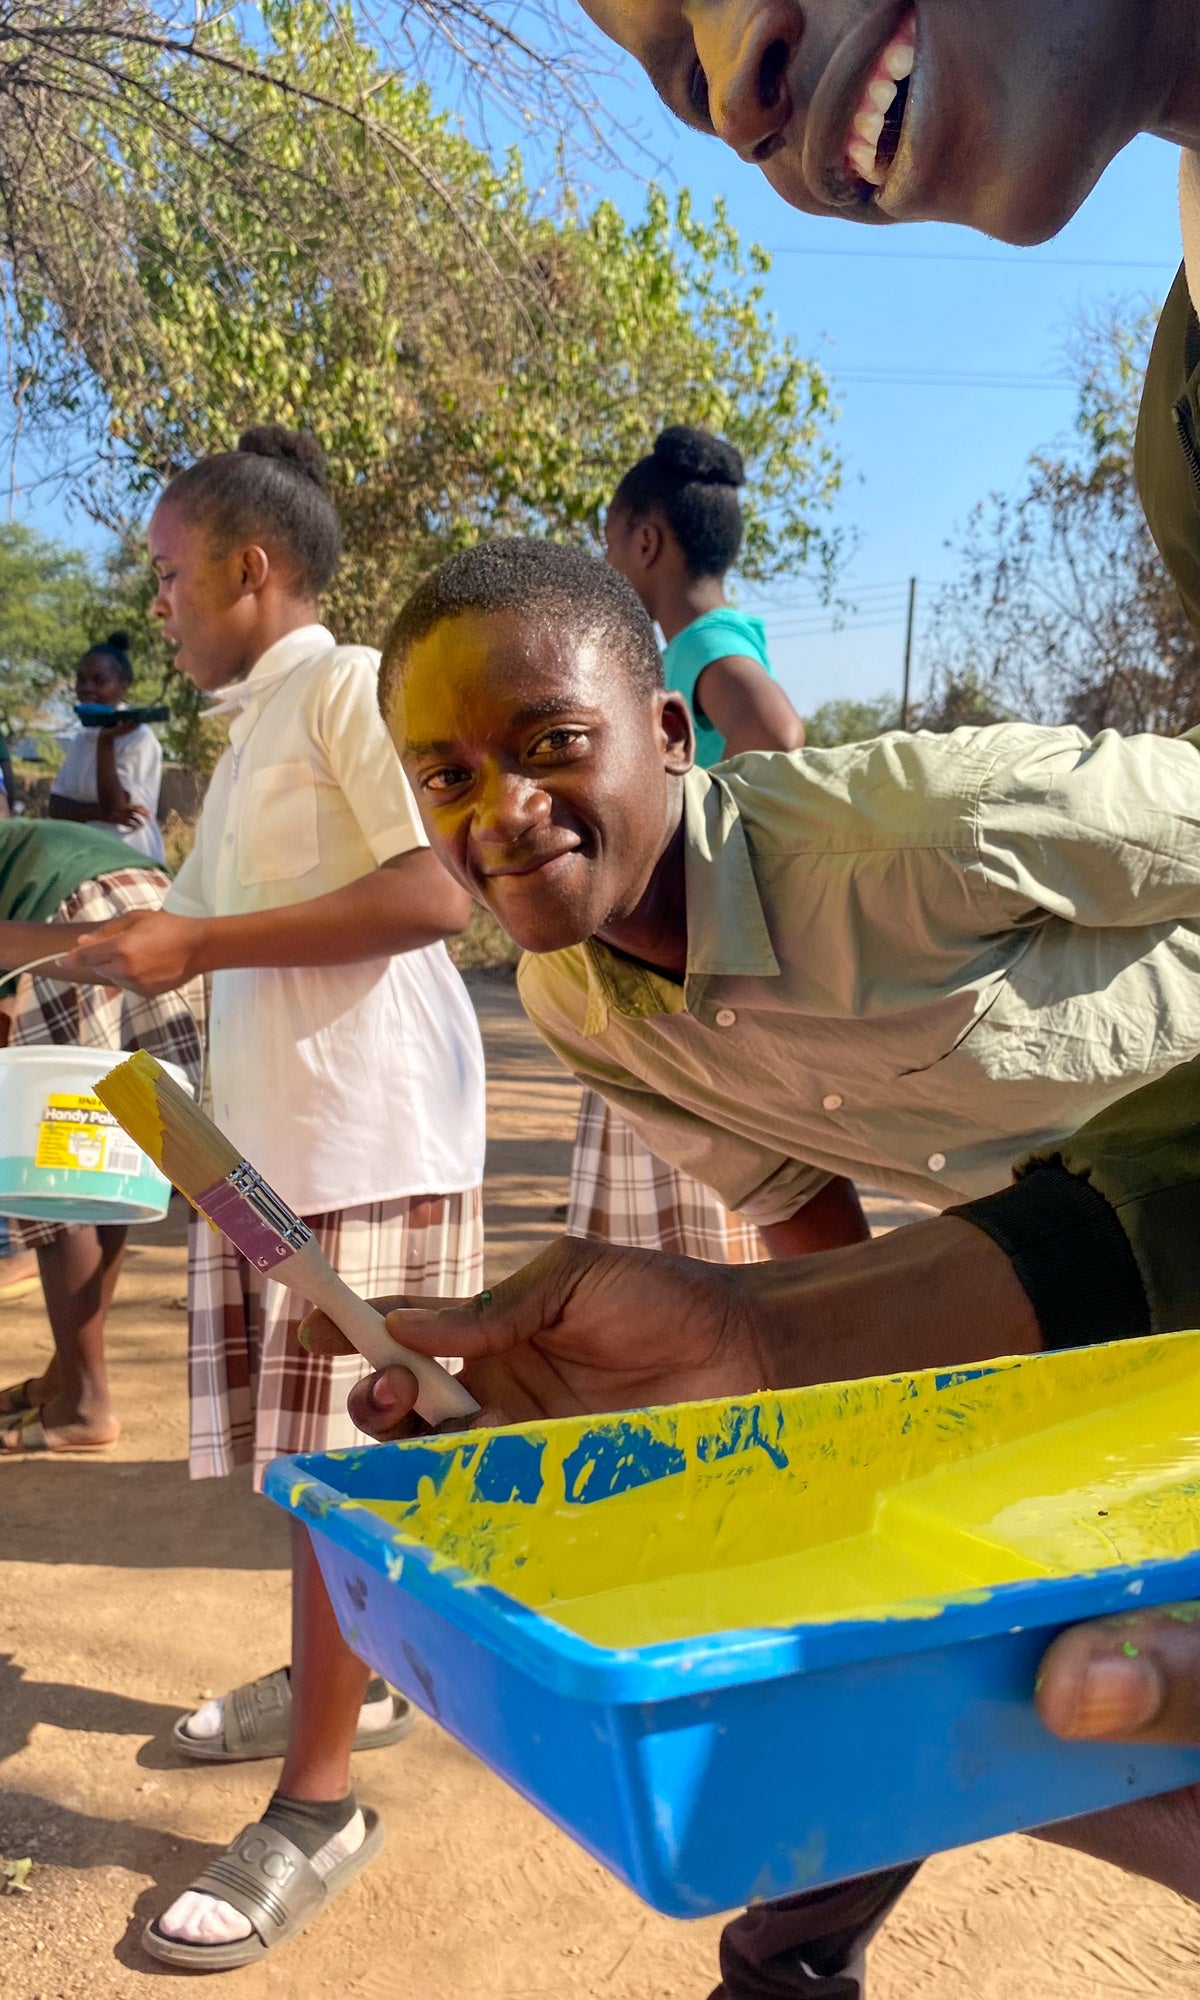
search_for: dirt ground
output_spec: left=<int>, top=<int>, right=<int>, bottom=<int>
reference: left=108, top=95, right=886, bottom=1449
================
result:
left=2, top=974, right=1199, bottom=1998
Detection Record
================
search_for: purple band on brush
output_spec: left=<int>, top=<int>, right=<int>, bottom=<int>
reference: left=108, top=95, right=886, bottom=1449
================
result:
left=197, top=1177, right=293, bottom=1272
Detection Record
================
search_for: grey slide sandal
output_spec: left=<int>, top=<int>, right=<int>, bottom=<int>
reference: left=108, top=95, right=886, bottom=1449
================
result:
left=142, top=1808, right=385, bottom=1970
left=171, top=1665, right=414, bottom=1762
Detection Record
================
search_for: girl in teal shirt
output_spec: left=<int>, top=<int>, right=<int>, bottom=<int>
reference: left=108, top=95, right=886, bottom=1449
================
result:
left=604, top=425, right=805, bottom=764
left=566, top=428, right=843, bottom=1273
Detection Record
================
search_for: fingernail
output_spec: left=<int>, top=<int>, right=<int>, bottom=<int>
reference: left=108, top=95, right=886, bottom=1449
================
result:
left=296, top=1325, right=311, bottom=1352
left=369, top=1373, right=399, bottom=1412
left=1065, top=1656, right=1159, bottom=1738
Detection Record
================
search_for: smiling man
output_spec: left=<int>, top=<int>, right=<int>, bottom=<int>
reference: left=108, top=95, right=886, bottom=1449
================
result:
left=580, top=0, right=1196, bottom=244
left=330, top=9, right=1200, bottom=1995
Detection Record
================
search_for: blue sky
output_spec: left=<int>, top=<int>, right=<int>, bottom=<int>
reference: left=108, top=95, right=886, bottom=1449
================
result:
left=13, top=20, right=1186, bottom=723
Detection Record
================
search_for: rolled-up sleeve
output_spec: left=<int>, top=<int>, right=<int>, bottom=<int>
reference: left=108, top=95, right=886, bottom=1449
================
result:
left=953, top=1055, right=1200, bottom=1343
left=317, top=653, right=425, bottom=865
left=971, top=725, right=1200, bottom=928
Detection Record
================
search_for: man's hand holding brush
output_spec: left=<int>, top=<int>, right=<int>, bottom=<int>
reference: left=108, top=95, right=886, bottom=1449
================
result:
left=300, top=1220, right=1038, bottom=1438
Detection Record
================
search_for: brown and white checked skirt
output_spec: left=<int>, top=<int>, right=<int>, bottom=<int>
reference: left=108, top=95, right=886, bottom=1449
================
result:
left=566, top=1087, right=768, bottom=1265
left=187, top=1188, right=484, bottom=1489
left=3, top=868, right=206, bottom=1252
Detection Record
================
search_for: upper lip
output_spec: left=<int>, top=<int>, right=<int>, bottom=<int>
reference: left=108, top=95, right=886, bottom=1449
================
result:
left=478, top=841, right=582, bottom=880
left=802, top=0, right=915, bottom=214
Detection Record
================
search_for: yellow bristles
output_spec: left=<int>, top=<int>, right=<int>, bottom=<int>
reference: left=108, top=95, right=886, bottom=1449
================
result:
left=95, top=1050, right=241, bottom=1204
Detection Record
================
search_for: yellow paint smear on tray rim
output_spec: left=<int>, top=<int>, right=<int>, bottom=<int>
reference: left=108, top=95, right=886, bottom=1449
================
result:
left=353, top=1332, right=1200, bottom=1651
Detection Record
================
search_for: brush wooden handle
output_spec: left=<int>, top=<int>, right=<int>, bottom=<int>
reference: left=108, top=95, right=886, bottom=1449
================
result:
left=283, top=1238, right=480, bottom=1426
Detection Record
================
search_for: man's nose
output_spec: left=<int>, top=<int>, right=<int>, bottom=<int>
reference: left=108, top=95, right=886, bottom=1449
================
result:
left=472, top=770, right=552, bottom=843
left=695, top=0, right=801, bottom=161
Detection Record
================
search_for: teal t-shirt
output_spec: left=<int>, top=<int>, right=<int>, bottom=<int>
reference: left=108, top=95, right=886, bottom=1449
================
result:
left=661, top=608, right=773, bottom=768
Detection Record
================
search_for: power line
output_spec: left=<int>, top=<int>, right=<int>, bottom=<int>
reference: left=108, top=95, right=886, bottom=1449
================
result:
left=764, top=246, right=1175, bottom=272
left=834, top=367, right=1072, bottom=390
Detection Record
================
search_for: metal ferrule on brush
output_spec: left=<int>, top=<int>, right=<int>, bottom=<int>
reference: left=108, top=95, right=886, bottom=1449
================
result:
left=197, top=1163, right=313, bottom=1272
left=228, top=1162, right=312, bottom=1250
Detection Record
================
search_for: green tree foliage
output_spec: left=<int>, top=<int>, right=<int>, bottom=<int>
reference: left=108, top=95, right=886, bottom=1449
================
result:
left=0, top=524, right=99, bottom=743
left=3, top=4, right=841, bottom=668
left=924, top=305, right=1200, bottom=734
left=804, top=694, right=901, bottom=746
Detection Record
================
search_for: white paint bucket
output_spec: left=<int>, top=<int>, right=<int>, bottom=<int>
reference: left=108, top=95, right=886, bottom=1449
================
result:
left=0, top=1047, right=191, bottom=1225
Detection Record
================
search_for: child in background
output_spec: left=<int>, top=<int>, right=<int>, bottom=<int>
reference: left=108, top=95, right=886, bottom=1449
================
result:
left=569, top=427, right=865, bottom=1264
left=67, top=426, right=486, bottom=1970
left=50, top=632, right=166, bottom=862
left=0, top=819, right=205, bottom=1446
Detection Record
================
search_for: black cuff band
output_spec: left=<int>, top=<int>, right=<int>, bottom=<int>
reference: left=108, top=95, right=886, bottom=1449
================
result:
left=948, top=1165, right=1148, bottom=1350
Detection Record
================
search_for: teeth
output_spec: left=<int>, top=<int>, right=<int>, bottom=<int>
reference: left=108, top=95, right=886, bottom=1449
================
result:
left=843, top=16, right=916, bottom=189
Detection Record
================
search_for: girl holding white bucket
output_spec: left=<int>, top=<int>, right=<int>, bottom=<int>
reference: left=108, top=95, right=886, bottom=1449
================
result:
left=0, top=819, right=204, bottom=1450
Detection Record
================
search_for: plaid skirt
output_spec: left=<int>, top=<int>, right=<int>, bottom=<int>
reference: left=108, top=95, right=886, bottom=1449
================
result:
left=4, top=868, right=206, bottom=1252
left=187, top=1187, right=485, bottom=1489
left=566, top=1087, right=768, bottom=1264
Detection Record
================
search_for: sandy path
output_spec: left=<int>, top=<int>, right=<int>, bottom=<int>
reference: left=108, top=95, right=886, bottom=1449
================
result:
left=2, top=974, right=1198, bottom=1997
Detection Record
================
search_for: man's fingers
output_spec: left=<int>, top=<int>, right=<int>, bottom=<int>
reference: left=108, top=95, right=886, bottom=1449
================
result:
left=384, top=1239, right=595, bottom=1360
left=300, top=1299, right=412, bottom=1356
left=1036, top=1604, right=1200, bottom=1747
left=346, top=1364, right=422, bottom=1440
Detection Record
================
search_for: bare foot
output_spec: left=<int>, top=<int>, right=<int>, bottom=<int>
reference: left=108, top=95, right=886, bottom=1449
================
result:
left=0, top=1393, right=119, bottom=1452
left=0, top=1360, right=57, bottom=1416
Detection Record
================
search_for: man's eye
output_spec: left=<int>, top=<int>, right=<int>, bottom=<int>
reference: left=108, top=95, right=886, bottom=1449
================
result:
left=530, top=728, right=587, bottom=758
left=422, top=767, right=471, bottom=794
left=687, top=57, right=711, bottom=123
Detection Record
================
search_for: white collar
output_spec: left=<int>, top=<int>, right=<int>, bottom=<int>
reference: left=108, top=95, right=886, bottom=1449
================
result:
left=204, top=624, right=336, bottom=716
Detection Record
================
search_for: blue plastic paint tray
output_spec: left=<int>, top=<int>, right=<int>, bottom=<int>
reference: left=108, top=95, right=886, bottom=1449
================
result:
left=266, top=1332, right=1200, bottom=1915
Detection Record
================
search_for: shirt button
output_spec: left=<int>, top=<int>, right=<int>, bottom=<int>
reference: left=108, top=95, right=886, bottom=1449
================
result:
left=927, top=1153, right=947, bottom=1173
left=822, top=1093, right=844, bottom=1113
left=715, top=1008, right=737, bottom=1029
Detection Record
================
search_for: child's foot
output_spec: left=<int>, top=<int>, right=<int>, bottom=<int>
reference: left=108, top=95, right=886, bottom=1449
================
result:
left=157, top=1794, right=365, bottom=1947
left=0, top=1390, right=119, bottom=1452
left=181, top=1672, right=398, bottom=1748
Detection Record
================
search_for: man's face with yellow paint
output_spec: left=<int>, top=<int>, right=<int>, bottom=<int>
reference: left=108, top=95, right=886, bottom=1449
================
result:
left=579, top=0, right=1186, bottom=246
left=386, top=607, right=694, bottom=956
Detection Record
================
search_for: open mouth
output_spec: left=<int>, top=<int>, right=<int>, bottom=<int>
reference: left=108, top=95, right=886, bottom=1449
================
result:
left=843, top=9, right=915, bottom=194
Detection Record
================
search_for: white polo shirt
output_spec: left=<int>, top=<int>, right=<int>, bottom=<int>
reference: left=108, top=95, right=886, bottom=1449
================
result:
left=166, top=625, right=485, bottom=1215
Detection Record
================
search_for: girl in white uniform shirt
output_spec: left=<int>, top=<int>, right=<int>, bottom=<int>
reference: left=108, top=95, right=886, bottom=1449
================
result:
left=49, top=633, right=166, bottom=862
left=67, top=425, right=486, bottom=1969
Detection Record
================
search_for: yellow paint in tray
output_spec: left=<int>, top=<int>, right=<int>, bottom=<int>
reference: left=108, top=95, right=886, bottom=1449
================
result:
left=359, top=1332, right=1200, bottom=1649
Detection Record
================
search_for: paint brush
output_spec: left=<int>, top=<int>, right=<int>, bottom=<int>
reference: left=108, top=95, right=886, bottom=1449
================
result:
left=94, top=1050, right=480, bottom=1427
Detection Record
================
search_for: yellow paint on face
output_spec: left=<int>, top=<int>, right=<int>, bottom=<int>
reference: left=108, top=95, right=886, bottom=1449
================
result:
left=360, top=1333, right=1200, bottom=1650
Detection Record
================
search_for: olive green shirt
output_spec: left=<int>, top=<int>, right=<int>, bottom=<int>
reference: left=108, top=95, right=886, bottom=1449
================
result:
left=958, top=256, right=1200, bottom=1340
left=519, top=729, right=1200, bottom=1224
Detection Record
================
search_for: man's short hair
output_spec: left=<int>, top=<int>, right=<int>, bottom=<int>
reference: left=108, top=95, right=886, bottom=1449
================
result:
left=379, top=537, right=664, bottom=720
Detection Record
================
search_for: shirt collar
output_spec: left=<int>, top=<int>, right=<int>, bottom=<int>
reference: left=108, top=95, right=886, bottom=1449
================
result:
left=578, top=766, right=779, bottom=1033
left=204, top=624, right=336, bottom=717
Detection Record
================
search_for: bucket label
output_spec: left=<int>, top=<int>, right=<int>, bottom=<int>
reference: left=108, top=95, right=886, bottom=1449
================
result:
left=34, top=1094, right=145, bottom=1177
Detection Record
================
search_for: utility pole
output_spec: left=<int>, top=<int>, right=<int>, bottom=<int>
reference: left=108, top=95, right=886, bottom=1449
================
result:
left=900, top=576, right=918, bottom=730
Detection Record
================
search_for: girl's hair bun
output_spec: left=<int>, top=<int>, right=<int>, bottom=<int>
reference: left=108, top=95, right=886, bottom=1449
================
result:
left=105, top=630, right=131, bottom=653
left=652, top=425, right=745, bottom=488
left=237, top=425, right=329, bottom=493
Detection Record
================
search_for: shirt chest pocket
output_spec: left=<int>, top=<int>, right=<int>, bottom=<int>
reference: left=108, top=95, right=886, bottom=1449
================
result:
left=237, top=761, right=320, bottom=885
